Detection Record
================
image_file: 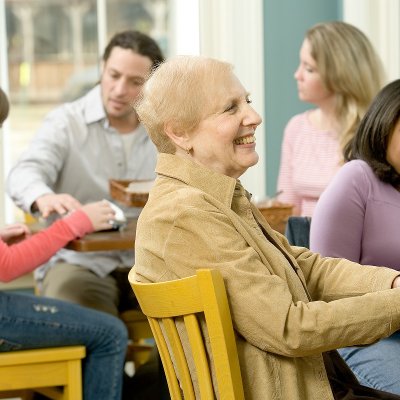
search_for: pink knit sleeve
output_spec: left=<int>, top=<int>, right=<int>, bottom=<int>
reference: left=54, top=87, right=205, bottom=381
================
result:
left=277, top=117, right=302, bottom=214
left=0, top=210, right=93, bottom=283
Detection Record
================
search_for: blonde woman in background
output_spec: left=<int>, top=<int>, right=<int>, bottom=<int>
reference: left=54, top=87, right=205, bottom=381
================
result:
left=277, top=21, right=385, bottom=217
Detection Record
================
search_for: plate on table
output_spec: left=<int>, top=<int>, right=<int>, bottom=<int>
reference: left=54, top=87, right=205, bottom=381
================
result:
left=109, top=179, right=155, bottom=207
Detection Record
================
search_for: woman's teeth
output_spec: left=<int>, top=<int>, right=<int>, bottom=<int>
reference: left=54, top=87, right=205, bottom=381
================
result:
left=234, top=135, right=255, bottom=145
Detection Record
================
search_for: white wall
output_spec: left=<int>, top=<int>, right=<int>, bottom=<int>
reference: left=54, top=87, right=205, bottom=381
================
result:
left=343, top=0, right=400, bottom=82
left=169, top=0, right=200, bottom=56
left=199, top=0, right=266, bottom=199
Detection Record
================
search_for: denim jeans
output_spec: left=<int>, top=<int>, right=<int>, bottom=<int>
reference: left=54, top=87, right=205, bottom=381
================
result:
left=339, top=331, right=400, bottom=395
left=0, top=291, right=128, bottom=400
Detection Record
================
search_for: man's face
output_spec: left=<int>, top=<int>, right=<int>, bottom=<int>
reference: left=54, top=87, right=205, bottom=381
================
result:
left=100, top=47, right=153, bottom=129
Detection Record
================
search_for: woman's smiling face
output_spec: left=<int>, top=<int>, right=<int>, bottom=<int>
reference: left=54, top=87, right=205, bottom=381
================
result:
left=188, top=71, right=262, bottom=179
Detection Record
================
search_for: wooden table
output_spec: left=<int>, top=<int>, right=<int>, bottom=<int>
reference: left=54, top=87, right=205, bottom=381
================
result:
left=28, top=218, right=137, bottom=252
left=65, top=218, right=137, bottom=252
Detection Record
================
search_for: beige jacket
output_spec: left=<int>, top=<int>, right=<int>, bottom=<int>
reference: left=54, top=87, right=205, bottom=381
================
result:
left=133, top=153, right=400, bottom=400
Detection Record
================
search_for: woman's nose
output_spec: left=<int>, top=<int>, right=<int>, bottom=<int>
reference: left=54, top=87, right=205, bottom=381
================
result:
left=244, top=106, right=262, bottom=127
left=294, top=66, right=301, bottom=81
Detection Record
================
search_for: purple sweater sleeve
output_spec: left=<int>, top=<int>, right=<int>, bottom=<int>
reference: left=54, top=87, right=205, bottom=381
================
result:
left=310, top=161, right=368, bottom=262
left=0, top=210, right=93, bottom=283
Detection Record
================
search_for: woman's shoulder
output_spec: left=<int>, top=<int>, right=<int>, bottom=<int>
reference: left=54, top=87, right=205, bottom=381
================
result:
left=285, top=110, right=310, bottom=128
left=283, top=110, right=316, bottom=138
left=330, top=160, right=378, bottom=196
left=146, top=179, right=221, bottom=217
left=341, top=159, right=375, bottom=179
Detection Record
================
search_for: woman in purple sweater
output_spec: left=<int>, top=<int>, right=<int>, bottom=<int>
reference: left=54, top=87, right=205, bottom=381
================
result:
left=310, top=79, right=400, bottom=395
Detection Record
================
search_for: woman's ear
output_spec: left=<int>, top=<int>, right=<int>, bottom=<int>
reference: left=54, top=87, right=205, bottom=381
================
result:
left=164, top=121, right=191, bottom=151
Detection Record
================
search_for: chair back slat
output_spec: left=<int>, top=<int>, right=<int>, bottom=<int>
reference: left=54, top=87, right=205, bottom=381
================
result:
left=163, top=318, right=196, bottom=399
left=198, top=270, right=244, bottom=398
left=148, top=318, right=183, bottom=400
left=129, top=268, right=245, bottom=400
left=184, top=314, right=214, bottom=399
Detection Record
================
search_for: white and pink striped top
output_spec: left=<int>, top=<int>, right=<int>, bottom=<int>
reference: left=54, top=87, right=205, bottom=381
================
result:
left=276, top=111, right=341, bottom=217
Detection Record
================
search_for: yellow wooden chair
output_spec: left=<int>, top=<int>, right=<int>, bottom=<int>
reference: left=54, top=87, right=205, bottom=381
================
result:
left=0, top=345, right=85, bottom=400
left=128, top=268, right=245, bottom=400
left=24, top=212, right=154, bottom=371
left=120, top=309, right=154, bottom=368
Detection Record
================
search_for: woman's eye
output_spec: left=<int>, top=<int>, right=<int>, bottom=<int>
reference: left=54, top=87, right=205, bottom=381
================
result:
left=304, top=64, right=315, bottom=73
left=224, top=104, right=236, bottom=112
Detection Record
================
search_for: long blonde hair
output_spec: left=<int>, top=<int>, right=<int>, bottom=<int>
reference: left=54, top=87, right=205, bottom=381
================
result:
left=306, top=21, right=385, bottom=155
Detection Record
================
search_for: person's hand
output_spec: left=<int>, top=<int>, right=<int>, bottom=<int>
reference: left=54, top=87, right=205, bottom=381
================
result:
left=0, top=223, right=31, bottom=244
left=392, top=276, right=400, bottom=289
left=80, top=200, right=116, bottom=231
left=34, top=193, right=82, bottom=218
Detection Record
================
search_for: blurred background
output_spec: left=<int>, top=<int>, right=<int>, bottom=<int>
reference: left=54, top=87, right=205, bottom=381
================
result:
left=0, top=0, right=399, bottom=225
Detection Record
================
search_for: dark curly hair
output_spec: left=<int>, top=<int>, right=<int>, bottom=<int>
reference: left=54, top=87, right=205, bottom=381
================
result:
left=0, top=87, right=10, bottom=126
left=344, top=79, right=400, bottom=188
left=103, top=30, right=164, bottom=69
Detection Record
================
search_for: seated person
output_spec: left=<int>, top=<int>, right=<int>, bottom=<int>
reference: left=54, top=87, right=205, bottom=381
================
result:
left=277, top=21, right=384, bottom=216
left=0, top=86, right=128, bottom=400
left=310, top=79, right=400, bottom=395
left=131, top=55, right=400, bottom=399
left=6, top=30, right=164, bottom=316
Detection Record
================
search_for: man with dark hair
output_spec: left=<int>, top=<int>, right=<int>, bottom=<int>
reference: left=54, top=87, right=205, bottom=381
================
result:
left=6, top=30, right=164, bottom=316
left=103, top=30, right=164, bottom=68
left=0, top=87, right=10, bottom=124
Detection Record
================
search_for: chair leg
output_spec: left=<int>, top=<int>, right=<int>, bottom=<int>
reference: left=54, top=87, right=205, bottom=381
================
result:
left=66, top=360, right=83, bottom=400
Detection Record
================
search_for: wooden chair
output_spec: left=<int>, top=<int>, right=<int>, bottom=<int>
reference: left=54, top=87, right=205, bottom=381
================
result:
left=25, top=211, right=154, bottom=371
left=0, top=345, right=85, bottom=400
left=120, top=309, right=154, bottom=369
left=128, top=268, right=245, bottom=400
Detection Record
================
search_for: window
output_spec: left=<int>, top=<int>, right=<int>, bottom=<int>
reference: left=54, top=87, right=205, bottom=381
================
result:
left=1, top=0, right=170, bottom=223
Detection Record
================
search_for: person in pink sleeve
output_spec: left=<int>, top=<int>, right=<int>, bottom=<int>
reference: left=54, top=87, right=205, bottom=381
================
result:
left=0, top=86, right=128, bottom=400
left=277, top=21, right=385, bottom=216
left=310, top=79, right=400, bottom=395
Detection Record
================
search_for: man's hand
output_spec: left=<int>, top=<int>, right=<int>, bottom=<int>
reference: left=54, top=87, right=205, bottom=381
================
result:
left=80, top=200, right=116, bottom=231
left=0, top=223, right=31, bottom=244
left=34, top=193, right=82, bottom=218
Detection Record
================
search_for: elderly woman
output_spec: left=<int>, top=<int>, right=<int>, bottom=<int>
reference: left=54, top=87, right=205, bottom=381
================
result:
left=132, top=55, right=400, bottom=400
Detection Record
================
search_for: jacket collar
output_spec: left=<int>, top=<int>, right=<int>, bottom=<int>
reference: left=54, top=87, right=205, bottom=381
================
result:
left=156, top=153, right=250, bottom=208
left=82, top=85, right=107, bottom=125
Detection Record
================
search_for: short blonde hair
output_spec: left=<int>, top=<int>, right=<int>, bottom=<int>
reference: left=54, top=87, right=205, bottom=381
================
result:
left=135, top=55, right=233, bottom=153
left=306, top=21, right=385, bottom=154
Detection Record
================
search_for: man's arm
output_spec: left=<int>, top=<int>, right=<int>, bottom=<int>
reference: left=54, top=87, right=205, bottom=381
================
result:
left=7, top=107, right=75, bottom=215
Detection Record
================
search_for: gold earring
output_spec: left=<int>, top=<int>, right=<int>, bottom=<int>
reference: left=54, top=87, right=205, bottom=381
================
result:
left=186, top=147, right=191, bottom=155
